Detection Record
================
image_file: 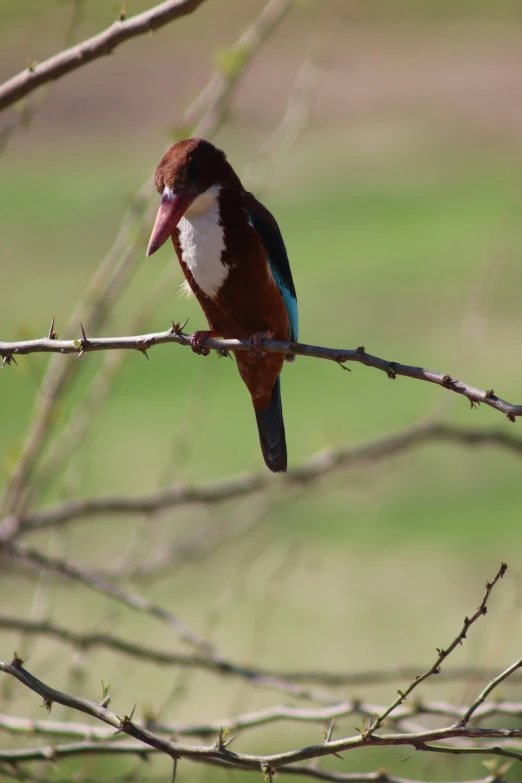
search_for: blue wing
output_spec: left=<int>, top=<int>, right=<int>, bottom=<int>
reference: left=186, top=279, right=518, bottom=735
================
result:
left=244, top=192, right=298, bottom=343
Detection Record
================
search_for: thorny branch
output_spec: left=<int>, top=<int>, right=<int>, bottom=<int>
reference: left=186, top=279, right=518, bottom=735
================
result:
left=0, top=0, right=208, bottom=113
left=0, top=767, right=505, bottom=783
left=0, top=564, right=521, bottom=775
left=364, top=563, right=508, bottom=736
left=2, top=327, right=522, bottom=421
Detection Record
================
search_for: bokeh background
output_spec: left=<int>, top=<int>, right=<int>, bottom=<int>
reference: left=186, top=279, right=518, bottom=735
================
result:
left=1, top=1, right=522, bottom=782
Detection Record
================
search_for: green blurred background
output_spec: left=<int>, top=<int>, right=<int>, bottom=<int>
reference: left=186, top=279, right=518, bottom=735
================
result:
left=1, top=2, right=522, bottom=782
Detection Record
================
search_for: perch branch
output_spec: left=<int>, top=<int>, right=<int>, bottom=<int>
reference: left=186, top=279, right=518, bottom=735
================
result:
left=0, top=0, right=208, bottom=112
left=2, top=328, right=521, bottom=421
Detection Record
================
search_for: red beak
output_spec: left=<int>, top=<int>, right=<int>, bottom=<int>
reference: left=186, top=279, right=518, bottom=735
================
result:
left=146, top=187, right=193, bottom=257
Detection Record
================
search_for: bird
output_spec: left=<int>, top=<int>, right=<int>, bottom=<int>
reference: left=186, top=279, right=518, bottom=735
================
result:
left=146, top=137, right=298, bottom=473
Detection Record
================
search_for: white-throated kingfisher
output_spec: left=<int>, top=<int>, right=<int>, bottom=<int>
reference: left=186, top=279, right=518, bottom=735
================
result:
left=146, top=138, right=298, bottom=473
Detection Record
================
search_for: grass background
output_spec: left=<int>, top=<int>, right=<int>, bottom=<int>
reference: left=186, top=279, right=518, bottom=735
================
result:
left=1, top=2, right=522, bottom=782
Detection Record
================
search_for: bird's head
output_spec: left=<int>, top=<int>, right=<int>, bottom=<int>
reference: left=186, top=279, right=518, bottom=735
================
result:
left=146, top=138, right=241, bottom=257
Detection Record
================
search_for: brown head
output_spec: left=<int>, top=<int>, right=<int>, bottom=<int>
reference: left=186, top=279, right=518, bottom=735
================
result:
left=146, top=138, right=242, bottom=257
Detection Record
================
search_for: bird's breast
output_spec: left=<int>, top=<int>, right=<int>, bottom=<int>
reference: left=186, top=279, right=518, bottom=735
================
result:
left=177, top=186, right=228, bottom=298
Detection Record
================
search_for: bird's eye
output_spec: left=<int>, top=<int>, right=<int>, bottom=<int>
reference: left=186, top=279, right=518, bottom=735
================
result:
left=187, top=158, right=200, bottom=180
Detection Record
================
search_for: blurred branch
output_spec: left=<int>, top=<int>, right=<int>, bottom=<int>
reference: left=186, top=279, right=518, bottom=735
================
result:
left=2, top=612, right=522, bottom=694
left=0, top=0, right=208, bottom=113
left=0, top=0, right=294, bottom=522
left=2, top=420, right=520, bottom=540
left=2, top=328, right=522, bottom=422
left=0, top=565, right=517, bottom=777
left=3, top=696, right=522, bottom=743
left=0, top=564, right=509, bottom=710
left=182, top=0, right=292, bottom=138
left=1, top=542, right=213, bottom=655
left=0, top=760, right=511, bottom=783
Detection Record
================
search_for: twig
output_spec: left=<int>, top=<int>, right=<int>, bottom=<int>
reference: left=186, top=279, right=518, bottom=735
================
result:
left=364, top=563, right=508, bottom=737
left=0, top=0, right=208, bottom=113
left=1, top=329, right=521, bottom=422
left=458, top=658, right=522, bottom=727
left=3, top=421, right=521, bottom=540
left=2, top=656, right=522, bottom=771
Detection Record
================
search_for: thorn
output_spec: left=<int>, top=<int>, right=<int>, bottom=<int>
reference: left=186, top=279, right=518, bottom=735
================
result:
left=171, top=318, right=189, bottom=335
left=2, top=355, right=14, bottom=368
left=469, top=399, right=479, bottom=410
left=331, top=752, right=344, bottom=760
left=119, top=2, right=126, bottom=21
left=140, top=348, right=149, bottom=360
left=77, top=323, right=90, bottom=358
left=47, top=316, right=57, bottom=340
left=337, top=357, right=351, bottom=371
left=324, top=719, right=335, bottom=743
left=171, top=758, right=178, bottom=783
left=41, top=696, right=52, bottom=712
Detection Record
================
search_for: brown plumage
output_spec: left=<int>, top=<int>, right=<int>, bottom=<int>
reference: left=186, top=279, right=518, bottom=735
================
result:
left=147, top=138, right=297, bottom=472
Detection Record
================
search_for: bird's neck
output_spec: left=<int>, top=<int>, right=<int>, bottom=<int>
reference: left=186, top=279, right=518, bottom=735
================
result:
left=184, top=184, right=221, bottom=218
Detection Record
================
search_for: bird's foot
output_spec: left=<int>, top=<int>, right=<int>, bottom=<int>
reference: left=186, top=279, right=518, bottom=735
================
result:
left=249, top=330, right=274, bottom=357
left=190, top=330, right=217, bottom=356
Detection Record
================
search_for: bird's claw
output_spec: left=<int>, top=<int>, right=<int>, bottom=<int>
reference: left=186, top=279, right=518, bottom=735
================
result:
left=190, top=330, right=215, bottom=356
left=249, top=330, right=274, bottom=357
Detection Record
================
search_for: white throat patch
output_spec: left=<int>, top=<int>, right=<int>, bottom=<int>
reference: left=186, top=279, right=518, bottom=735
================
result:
left=177, top=184, right=227, bottom=299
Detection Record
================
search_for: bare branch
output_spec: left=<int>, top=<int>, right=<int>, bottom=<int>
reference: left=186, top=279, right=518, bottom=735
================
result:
left=2, top=655, right=522, bottom=772
left=2, top=541, right=216, bottom=656
left=1, top=613, right=521, bottom=696
left=3, top=421, right=520, bottom=540
left=2, top=329, right=521, bottom=422
left=0, top=0, right=208, bottom=113
left=0, top=740, right=510, bottom=783
left=3, top=697, right=522, bottom=743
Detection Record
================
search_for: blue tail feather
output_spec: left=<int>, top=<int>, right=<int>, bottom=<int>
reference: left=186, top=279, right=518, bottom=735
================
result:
left=255, top=377, right=287, bottom=473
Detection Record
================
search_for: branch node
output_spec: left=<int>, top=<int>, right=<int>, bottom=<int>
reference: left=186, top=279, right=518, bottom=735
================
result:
left=11, top=652, right=25, bottom=668
left=386, top=362, right=397, bottom=380
left=485, top=389, right=496, bottom=399
left=356, top=345, right=365, bottom=354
